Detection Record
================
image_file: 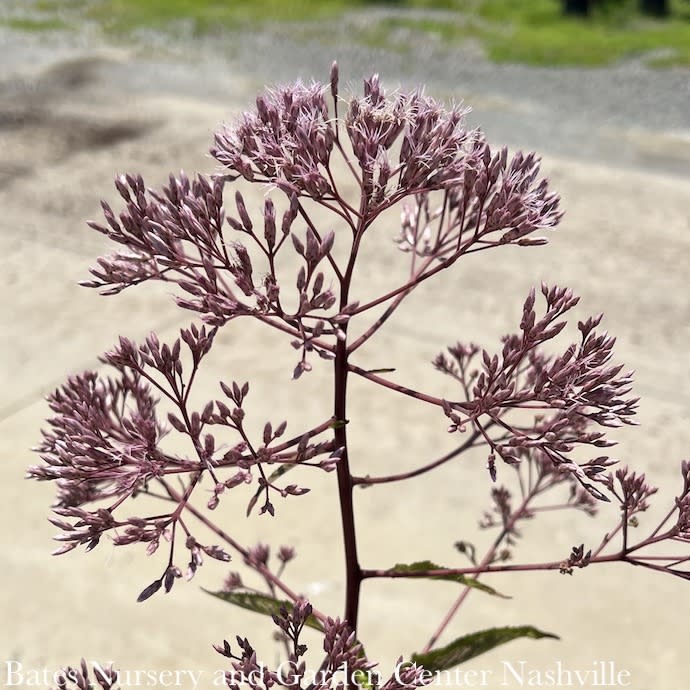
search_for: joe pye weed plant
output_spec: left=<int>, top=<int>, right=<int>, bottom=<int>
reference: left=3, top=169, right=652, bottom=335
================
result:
left=28, top=63, right=690, bottom=689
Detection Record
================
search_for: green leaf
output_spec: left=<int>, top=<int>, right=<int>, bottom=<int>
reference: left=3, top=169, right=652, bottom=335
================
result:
left=412, top=626, right=559, bottom=671
left=386, top=561, right=508, bottom=598
left=203, top=589, right=323, bottom=631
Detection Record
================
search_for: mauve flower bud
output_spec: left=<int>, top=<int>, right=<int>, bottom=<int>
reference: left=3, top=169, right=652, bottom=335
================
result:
left=114, top=174, right=131, bottom=201
left=256, top=94, right=269, bottom=123
left=235, top=191, right=252, bottom=231
left=262, top=422, right=273, bottom=445
left=305, top=227, right=319, bottom=264
left=319, top=230, right=335, bottom=259
left=137, top=578, right=162, bottom=603
left=330, top=61, right=339, bottom=99
left=315, top=132, right=330, bottom=165
left=278, top=545, right=296, bottom=563
left=263, top=198, right=276, bottom=249
left=292, top=362, right=305, bottom=380
left=248, top=543, right=269, bottom=565
left=291, top=233, right=305, bottom=257
left=223, top=572, right=243, bottom=591
left=296, top=266, right=306, bottom=291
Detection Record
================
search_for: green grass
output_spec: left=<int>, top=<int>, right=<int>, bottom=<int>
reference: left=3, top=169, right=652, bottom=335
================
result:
left=486, top=19, right=690, bottom=66
left=32, top=0, right=361, bottom=34
left=355, top=15, right=477, bottom=51
left=474, top=0, right=690, bottom=65
left=8, top=0, right=690, bottom=67
left=0, top=15, right=70, bottom=31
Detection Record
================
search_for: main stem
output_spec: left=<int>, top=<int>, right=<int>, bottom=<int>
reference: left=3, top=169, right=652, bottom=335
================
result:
left=334, top=289, right=361, bottom=632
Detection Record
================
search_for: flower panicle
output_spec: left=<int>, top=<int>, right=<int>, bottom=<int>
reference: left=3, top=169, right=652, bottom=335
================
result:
left=438, top=284, right=637, bottom=501
left=211, top=81, right=335, bottom=198
left=29, top=323, right=336, bottom=605
left=605, top=466, right=658, bottom=515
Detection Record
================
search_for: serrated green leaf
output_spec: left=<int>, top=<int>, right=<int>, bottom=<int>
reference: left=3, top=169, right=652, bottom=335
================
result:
left=203, top=589, right=323, bottom=631
left=386, top=561, right=508, bottom=598
left=412, top=626, right=559, bottom=671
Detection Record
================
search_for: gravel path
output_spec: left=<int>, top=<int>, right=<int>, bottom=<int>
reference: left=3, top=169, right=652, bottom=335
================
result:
left=1, top=8, right=689, bottom=177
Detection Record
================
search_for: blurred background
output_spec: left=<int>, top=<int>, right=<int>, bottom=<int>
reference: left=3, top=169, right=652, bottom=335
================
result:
left=1, top=2, right=689, bottom=689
